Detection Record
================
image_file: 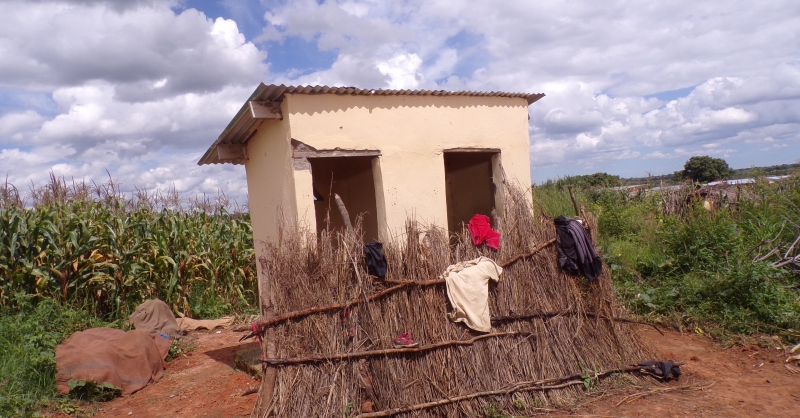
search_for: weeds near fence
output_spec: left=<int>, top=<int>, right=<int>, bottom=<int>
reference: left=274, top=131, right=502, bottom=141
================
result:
left=0, top=297, right=110, bottom=416
left=533, top=176, right=800, bottom=338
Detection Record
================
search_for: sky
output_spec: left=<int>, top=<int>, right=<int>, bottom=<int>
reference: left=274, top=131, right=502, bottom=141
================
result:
left=1, top=0, right=799, bottom=206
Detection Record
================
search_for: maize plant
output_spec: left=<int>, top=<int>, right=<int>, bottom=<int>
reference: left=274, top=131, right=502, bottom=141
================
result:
left=0, top=195, right=256, bottom=320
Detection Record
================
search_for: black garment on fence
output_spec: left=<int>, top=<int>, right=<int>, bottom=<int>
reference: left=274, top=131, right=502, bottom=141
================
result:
left=554, top=216, right=603, bottom=281
left=637, top=360, right=682, bottom=380
left=364, top=242, right=387, bottom=279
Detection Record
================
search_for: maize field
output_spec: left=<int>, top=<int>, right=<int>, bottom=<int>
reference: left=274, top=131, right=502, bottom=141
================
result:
left=0, top=175, right=257, bottom=320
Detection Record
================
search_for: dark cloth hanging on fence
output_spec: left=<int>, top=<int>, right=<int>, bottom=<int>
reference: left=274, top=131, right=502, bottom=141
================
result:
left=364, top=242, right=387, bottom=279
left=554, top=216, right=603, bottom=281
left=467, top=214, right=501, bottom=250
left=637, top=360, right=682, bottom=380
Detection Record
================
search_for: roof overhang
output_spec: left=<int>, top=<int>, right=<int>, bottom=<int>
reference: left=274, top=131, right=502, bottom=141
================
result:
left=198, top=84, right=545, bottom=166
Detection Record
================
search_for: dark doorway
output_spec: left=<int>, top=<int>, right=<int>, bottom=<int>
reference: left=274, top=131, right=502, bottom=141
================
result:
left=309, top=156, right=380, bottom=241
left=443, top=151, right=498, bottom=233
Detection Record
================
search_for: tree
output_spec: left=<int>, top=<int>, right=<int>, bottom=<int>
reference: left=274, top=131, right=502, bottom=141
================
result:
left=678, top=156, right=734, bottom=183
left=545, top=172, right=622, bottom=190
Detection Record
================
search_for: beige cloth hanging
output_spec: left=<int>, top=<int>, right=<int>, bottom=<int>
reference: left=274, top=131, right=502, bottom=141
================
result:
left=442, top=256, right=503, bottom=332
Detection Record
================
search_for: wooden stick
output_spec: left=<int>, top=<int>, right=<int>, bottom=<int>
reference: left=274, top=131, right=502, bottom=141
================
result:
left=242, top=303, right=660, bottom=340
left=252, top=239, right=554, bottom=327
left=334, top=193, right=355, bottom=237
left=498, top=238, right=555, bottom=268
left=783, top=233, right=800, bottom=259
left=614, top=381, right=714, bottom=407
left=257, top=255, right=278, bottom=417
left=568, top=186, right=580, bottom=217
left=242, top=240, right=647, bottom=338
left=250, top=234, right=554, bottom=332
left=491, top=311, right=664, bottom=335
left=236, top=279, right=447, bottom=341
left=354, top=365, right=647, bottom=417
left=263, top=332, right=530, bottom=365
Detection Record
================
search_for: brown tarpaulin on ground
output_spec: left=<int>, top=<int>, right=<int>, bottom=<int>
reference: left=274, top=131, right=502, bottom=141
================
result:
left=176, top=316, right=234, bottom=332
left=129, top=299, right=180, bottom=337
left=55, top=328, right=171, bottom=395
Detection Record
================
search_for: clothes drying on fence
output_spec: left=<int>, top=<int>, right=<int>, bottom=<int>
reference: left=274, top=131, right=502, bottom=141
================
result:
left=56, top=328, right=171, bottom=395
left=129, top=299, right=180, bottom=337
left=467, top=214, right=501, bottom=250
left=554, top=216, right=603, bottom=282
left=364, top=242, right=388, bottom=279
left=442, top=256, right=503, bottom=332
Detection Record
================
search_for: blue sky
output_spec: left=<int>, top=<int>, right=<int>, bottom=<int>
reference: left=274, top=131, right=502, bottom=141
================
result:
left=1, top=0, right=799, bottom=205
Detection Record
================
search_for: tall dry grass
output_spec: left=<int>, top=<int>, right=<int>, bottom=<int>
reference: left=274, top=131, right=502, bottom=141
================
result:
left=252, top=185, right=649, bottom=417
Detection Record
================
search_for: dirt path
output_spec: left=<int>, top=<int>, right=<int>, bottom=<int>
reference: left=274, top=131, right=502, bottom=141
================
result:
left=561, top=328, right=800, bottom=418
left=64, top=327, right=798, bottom=417
left=91, top=330, right=260, bottom=418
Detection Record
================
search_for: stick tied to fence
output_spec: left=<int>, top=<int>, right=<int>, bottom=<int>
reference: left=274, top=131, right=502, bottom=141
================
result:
left=263, top=332, right=530, bottom=365
left=354, top=362, right=685, bottom=417
left=240, top=239, right=557, bottom=340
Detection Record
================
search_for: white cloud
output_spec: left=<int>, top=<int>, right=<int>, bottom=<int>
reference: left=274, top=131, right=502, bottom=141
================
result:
left=257, top=0, right=800, bottom=176
left=0, top=110, right=46, bottom=139
left=2, top=0, right=800, bottom=199
left=30, top=81, right=250, bottom=153
left=377, top=53, right=423, bottom=89
left=0, top=0, right=266, bottom=203
left=0, top=1, right=266, bottom=93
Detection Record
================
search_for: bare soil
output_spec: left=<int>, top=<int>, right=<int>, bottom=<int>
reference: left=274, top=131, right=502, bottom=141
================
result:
left=75, top=330, right=260, bottom=418
left=52, top=327, right=799, bottom=417
left=555, top=328, right=800, bottom=418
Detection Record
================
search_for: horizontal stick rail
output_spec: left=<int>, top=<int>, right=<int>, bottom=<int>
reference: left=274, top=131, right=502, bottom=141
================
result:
left=263, top=332, right=529, bottom=365
left=354, top=362, right=686, bottom=417
left=240, top=239, right=557, bottom=341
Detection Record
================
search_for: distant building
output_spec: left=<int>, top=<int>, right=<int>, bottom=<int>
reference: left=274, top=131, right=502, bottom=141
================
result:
left=199, top=84, right=544, bottom=252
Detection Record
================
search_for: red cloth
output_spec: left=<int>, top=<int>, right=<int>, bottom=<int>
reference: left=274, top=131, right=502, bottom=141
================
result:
left=467, top=214, right=500, bottom=249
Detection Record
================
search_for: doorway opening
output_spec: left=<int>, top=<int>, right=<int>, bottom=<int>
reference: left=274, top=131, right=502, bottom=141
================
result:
left=309, top=156, right=381, bottom=241
left=443, top=150, right=499, bottom=234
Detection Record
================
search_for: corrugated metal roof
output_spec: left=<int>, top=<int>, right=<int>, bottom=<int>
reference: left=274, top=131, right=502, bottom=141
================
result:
left=198, top=83, right=545, bottom=165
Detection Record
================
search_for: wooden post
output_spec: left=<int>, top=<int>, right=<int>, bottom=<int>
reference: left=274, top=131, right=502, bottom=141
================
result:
left=257, top=255, right=278, bottom=417
left=334, top=193, right=355, bottom=237
left=567, top=186, right=580, bottom=218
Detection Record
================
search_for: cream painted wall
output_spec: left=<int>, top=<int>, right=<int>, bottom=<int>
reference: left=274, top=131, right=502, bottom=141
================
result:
left=243, top=108, right=296, bottom=271
left=293, top=168, right=316, bottom=233
left=283, top=94, right=531, bottom=237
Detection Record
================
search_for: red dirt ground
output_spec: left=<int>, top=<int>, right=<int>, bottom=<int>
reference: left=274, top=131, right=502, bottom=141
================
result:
left=67, top=330, right=261, bottom=418
left=52, top=327, right=799, bottom=417
left=555, top=328, right=800, bottom=418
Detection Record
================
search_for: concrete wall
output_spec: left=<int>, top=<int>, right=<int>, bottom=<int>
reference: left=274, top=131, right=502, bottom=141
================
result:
left=243, top=106, right=295, bottom=261
left=283, top=93, right=531, bottom=237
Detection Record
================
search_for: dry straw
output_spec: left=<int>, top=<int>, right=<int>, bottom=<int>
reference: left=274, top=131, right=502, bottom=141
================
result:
left=251, top=185, right=651, bottom=417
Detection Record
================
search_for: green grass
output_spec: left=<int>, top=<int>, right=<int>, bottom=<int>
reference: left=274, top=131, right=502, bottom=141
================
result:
left=0, top=297, right=112, bottom=416
left=0, top=177, right=261, bottom=416
left=533, top=177, right=800, bottom=338
left=2, top=175, right=799, bottom=416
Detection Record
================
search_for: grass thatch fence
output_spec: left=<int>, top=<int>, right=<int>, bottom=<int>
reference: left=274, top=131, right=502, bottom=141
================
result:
left=250, top=186, right=650, bottom=417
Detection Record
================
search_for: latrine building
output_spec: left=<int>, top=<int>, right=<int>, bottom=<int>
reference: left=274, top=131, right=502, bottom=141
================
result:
left=199, top=84, right=544, bottom=250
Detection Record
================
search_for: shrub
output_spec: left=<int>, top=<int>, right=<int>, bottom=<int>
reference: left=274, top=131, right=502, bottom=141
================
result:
left=0, top=298, right=109, bottom=416
left=534, top=178, right=800, bottom=337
